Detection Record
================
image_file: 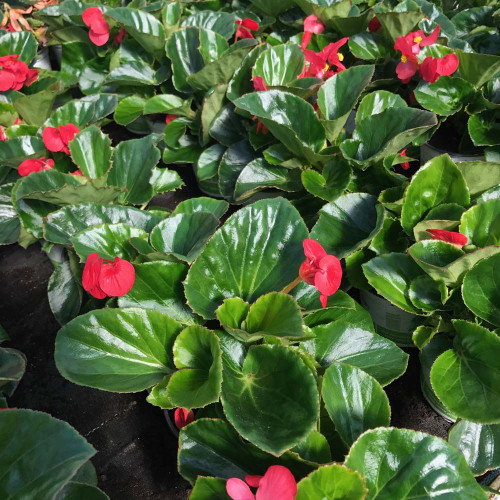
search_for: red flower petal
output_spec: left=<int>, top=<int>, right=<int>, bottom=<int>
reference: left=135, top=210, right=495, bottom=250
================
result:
left=98, top=257, right=135, bottom=297
left=368, top=17, right=382, bottom=33
left=394, top=36, right=413, bottom=57
left=82, top=253, right=107, bottom=299
left=426, top=229, right=467, bottom=248
left=396, top=58, right=418, bottom=82
left=0, top=126, right=6, bottom=141
left=435, top=53, right=459, bottom=77
left=227, top=478, right=255, bottom=500
left=18, top=158, right=49, bottom=177
left=420, top=25, right=440, bottom=47
left=114, top=27, right=126, bottom=44
left=301, top=31, right=312, bottom=50
left=304, top=14, right=324, bottom=34
left=253, top=76, right=267, bottom=91
left=24, top=68, right=39, bottom=86
left=165, top=114, right=177, bottom=124
left=245, top=475, right=263, bottom=488
left=303, top=238, right=327, bottom=263
left=241, top=18, right=259, bottom=31
left=43, top=126, right=65, bottom=152
left=299, top=259, right=316, bottom=286
left=89, top=29, right=110, bottom=46
left=174, top=407, right=195, bottom=429
left=0, top=69, right=16, bottom=91
left=72, top=169, right=84, bottom=176
left=256, top=465, right=297, bottom=500
left=59, top=123, right=80, bottom=146
left=315, top=254, right=342, bottom=297
left=82, top=7, right=104, bottom=27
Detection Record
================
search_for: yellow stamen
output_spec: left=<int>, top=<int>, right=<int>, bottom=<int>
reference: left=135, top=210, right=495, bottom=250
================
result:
left=338, top=52, right=344, bottom=61
left=323, top=63, right=329, bottom=72
left=401, top=55, right=407, bottom=63
left=414, top=36, right=422, bottom=43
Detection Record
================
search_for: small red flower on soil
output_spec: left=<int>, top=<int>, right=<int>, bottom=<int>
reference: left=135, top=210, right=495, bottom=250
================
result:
left=42, top=124, right=80, bottom=155
left=426, top=229, right=467, bottom=248
left=301, top=14, right=324, bottom=49
left=82, top=253, right=135, bottom=299
left=18, top=157, right=54, bottom=176
left=235, top=18, right=259, bottom=42
left=174, top=408, right=194, bottom=429
left=299, top=239, right=342, bottom=308
left=0, top=54, right=38, bottom=91
left=82, top=7, right=110, bottom=46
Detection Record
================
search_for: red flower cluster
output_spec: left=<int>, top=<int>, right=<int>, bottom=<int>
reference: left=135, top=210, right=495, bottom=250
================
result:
left=82, top=7, right=109, bottom=46
left=227, top=465, right=297, bottom=500
left=394, top=26, right=458, bottom=83
left=301, top=14, right=324, bottom=50
left=18, top=157, right=54, bottom=177
left=82, top=253, right=135, bottom=299
left=0, top=54, right=38, bottom=91
left=42, top=124, right=79, bottom=155
left=235, top=18, right=259, bottom=42
left=300, top=38, right=348, bottom=79
left=299, top=239, right=342, bottom=308
left=427, top=229, right=467, bottom=248
left=174, top=408, right=194, bottom=429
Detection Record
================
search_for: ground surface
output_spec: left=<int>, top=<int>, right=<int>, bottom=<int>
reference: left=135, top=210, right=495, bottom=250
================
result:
left=0, top=160, right=450, bottom=499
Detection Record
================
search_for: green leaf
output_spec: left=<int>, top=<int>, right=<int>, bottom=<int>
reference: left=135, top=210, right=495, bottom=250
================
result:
left=344, top=427, right=486, bottom=499
left=362, top=253, right=426, bottom=314
left=448, top=420, right=500, bottom=475
left=348, top=33, right=391, bottom=60
left=114, top=96, right=146, bottom=126
left=296, top=464, right=367, bottom=500
left=0, top=31, right=37, bottom=63
left=190, top=477, right=231, bottom=500
left=252, top=44, right=305, bottom=86
left=56, top=482, right=108, bottom=500
left=459, top=198, right=500, bottom=247
left=377, top=11, right=425, bottom=41
left=414, top=77, right=475, bottom=116
left=55, top=308, right=183, bottom=392
left=456, top=161, right=500, bottom=197
left=303, top=308, right=409, bottom=386
left=431, top=320, right=500, bottom=423
left=172, top=197, right=229, bottom=219
left=322, top=362, right=390, bottom=446
left=70, top=223, right=147, bottom=262
left=118, top=262, right=201, bottom=326
left=370, top=217, right=408, bottom=254
left=184, top=197, right=308, bottom=319
left=201, top=84, right=227, bottom=145
left=401, top=154, right=470, bottom=234
left=310, top=193, right=385, bottom=259
left=178, top=418, right=315, bottom=484
left=292, top=431, right=331, bottom=464
left=462, top=253, right=500, bottom=327
left=182, top=11, right=235, bottom=39
left=44, top=204, right=162, bottom=246
left=0, top=347, right=26, bottom=397
left=468, top=111, right=500, bottom=147
left=301, top=158, right=351, bottom=203
left=0, top=409, right=95, bottom=498
left=408, top=274, right=447, bottom=312
left=0, top=183, right=20, bottom=245
left=166, top=326, right=222, bottom=409
left=105, top=61, right=168, bottom=87
left=150, top=167, right=183, bottom=195
left=356, top=91, right=407, bottom=123
left=144, top=94, right=192, bottom=117
left=317, top=65, right=374, bottom=141
left=0, top=136, right=45, bottom=168
left=456, top=49, right=500, bottom=88
left=221, top=344, right=319, bottom=455
left=69, top=126, right=112, bottom=180
left=13, top=84, right=64, bottom=127
left=150, top=212, right=220, bottom=263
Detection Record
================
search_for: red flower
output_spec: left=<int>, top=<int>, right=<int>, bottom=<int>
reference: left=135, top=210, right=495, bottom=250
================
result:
left=368, top=17, right=382, bottom=33
left=395, top=53, right=419, bottom=83
left=253, top=76, right=267, bottom=91
left=323, top=38, right=349, bottom=72
left=0, top=54, right=38, bottom=91
left=394, top=25, right=440, bottom=57
left=301, top=38, right=349, bottom=79
left=426, top=229, right=467, bottom=248
left=299, top=239, right=342, bottom=308
left=114, top=27, right=126, bottom=45
left=72, top=169, right=84, bottom=176
left=14, top=117, right=21, bottom=125
left=165, top=114, right=177, bottom=124
left=226, top=465, right=297, bottom=500
left=174, top=408, right=195, bottom=429
left=0, top=126, right=6, bottom=141
left=235, top=18, right=259, bottom=42
left=420, top=54, right=459, bottom=83
left=301, top=14, right=324, bottom=50
left=18, top=157, right=54, bottom=177
left=399, top=148, right=414, bottom=170
left=82, top=253, right=135, bottom=299
left=42, top=123, right=80, bottom=155
left=82, top=7, right=110, bottom=46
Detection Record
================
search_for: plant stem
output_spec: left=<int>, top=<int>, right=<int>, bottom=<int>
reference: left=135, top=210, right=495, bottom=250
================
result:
left=281, top=276, right=301, bottom=295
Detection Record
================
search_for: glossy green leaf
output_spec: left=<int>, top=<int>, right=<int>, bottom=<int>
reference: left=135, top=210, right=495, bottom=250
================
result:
left=292, top=431, right=331, bottom=464
left=448, top=420, right=500, bottom=475
left=44, top=204, right=162, bottom=246
left=0, top=409, right=95, bottom=499
left=55, top=308, right=183, bottom=392
left=456, top=161, right=500, bottom=197
left=114, top=96, right=146, bottom=126
left=431, top=320, right=500, bottom=423
left=462, top=253, right=500, bottom=327
left=69, top=126, right=112, bottom=180
left=13, top=84, right=64, bottom=127
left=150, top=212, right=219, bottom=262
left=209, top=104, right=247, bottom=147
left=370, top=217, right=408, bottom=255
left=190, top=477, right=230, bottom=500
left=172, top=197, right=228, bottom=219
left=0, top=347, right=26, bottom=397
left=348, top=33, right=391, bottom=60
left=459, top=198, right=500, bottom=247
left=56, top=482, right=108, bottom=500
left=182, top=11, right=235, bottom=39
left=221, top=344, right=319, bottom=455
left=401, top=154, right=470, bottom=234
left=356, top=91, right=406, bottom=123
left=345, top=427, right=486, bottom=499
left=408, top=274, right=447, bottom=312
left=200, top=84, right=227, bottom=145
left=150, top=167, right=183, bottom=195
left=296, top=464, right=367, bottom=500
left=118, top=262, right=200, bottom=325
left=0, top=31, right=37, bottom=63
left=322, top=362, right=390, bottom=446
left=184, top=197, right=308, bottom=319
left=362, top=253, right=426, bottom=314
left=0, top=136, right=45, bottom=168
left=294, top=0, right=351, bottom=22
left=70, top=223, right=147, bottom=262
left=252, top=44, right=305, bottom=86
left=317, top=65, right=374, bottom=141
left=301, top=158, right=351, bottom=203
left=377, top=11, right=425, bottom=41
left=456, top=49, right=500, bottom=88
left=178, top=418, right=315, bottom=484
left=468, top=111, right=500, bottom=147
left=0, top=183, right=20, bottom=245
left=310, top=193, right=385, bottom=259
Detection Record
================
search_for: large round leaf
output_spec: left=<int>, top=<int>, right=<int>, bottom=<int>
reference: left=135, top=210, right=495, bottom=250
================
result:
left=296, top=464, right=367, bottom=500
left=462, top=253, right=500, bottom=327
left=401, top=154, right=470, bottom=234
left=322, top=362, right=390, bottom=446
left=0, top=409, right=95, bottom=499
left=301, top=158, right=352, bottom=203
left=221, top=345, right=319, bottom=455
left=310, top=193, right=384, bottom=259
left=118, top=261, right=200, bottom=325
left=356, top=91, right=406, bottom=123
left=171, top=197, right=229, bottom=219
left=184, top=197, right=308, bottom=319
left=253, top=44, right=305, bottom=86
left=431, top=320, right=500, bottom=423
left=459, top=198, right=500, bottom=247
left=344, top=427, right=485, bottom=499
left=448, top=420, right=500, bottom=475
left=55, top=308, right=183, bottom=392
